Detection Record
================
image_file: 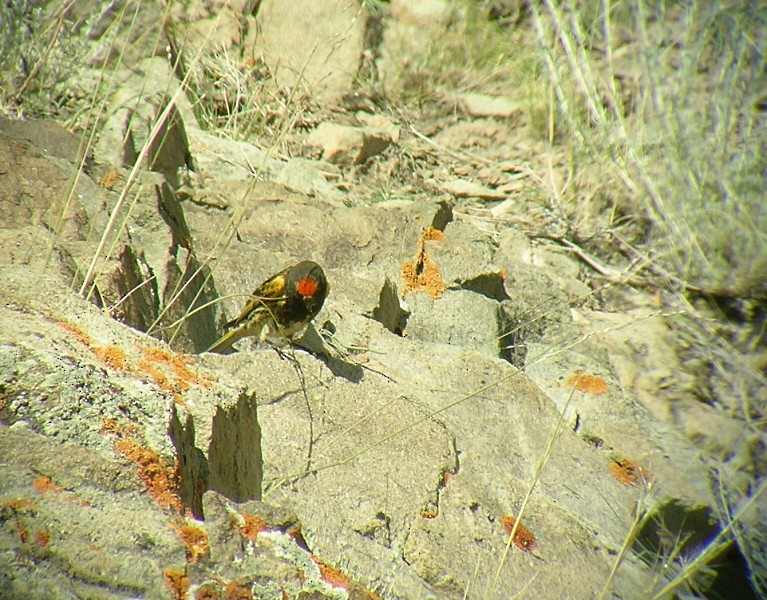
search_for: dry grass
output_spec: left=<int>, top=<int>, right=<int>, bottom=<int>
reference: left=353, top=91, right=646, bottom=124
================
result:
left=531, top=1, right=767, bottom=298
left=527, top=1, right=766, bottom=595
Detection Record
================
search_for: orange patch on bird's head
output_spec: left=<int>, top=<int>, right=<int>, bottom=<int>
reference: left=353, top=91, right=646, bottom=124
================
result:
left=296, top=276, right=319, bottom=298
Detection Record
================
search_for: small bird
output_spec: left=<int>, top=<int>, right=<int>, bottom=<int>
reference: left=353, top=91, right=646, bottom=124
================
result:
left=206, top=260, right=329, bottom=354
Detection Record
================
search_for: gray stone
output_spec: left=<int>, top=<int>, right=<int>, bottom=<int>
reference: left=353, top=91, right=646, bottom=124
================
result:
left=307, top=122, right=393, bottom=165
left=461, top=92, right=524, bottom=118
left=440, top=178, right=507, bottom=200
left=254, top=0, right=366, bottom=100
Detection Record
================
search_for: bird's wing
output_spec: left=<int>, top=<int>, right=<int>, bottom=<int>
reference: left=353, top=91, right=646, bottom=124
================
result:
left=225, top=272, right=288, bottom=329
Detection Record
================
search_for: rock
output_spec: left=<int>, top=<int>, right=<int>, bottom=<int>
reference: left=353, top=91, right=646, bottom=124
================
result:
left=1, top=119, right=218, bottom=353
left=94, top=57, right=199, bottom=180
left=0, top=423, right=184, bottom=599
left=0, top=118, right=742, bottom=597
left=673, top=400, right=746, bottom=460
left=272, top=157, right=345, bottom=201
left=356, top=112, right=402, bottom=143
left=179, top=4, right=242, bottom=52
left=404, top=290, right=503, bottom=358
left=378, top=0, right=454, bottom=97
left=75, top=0, right=168, bottom=67
left=390, top=0, right=455, bottom=26
left=372, top=276, right=409, bottom=335
left=569, top=307, right=690, bottom=425
left=0, top=125, right=105, bottom=240
left=495, top=228, right=592, bottom=303
left=523, top=338, right=715, bottom=512
left=461, top=92, right=523, bottom=118
left=306, top=122, right=393, bottom=165
left=254, top=0, right=366, bottom=100
left=0, top=118, right=89, bottom=165
left=440, top=178, right=507, bottom=200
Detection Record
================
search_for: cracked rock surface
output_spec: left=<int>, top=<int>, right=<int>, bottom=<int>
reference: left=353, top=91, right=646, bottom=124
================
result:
left=1, top=116, right=718, bottom=598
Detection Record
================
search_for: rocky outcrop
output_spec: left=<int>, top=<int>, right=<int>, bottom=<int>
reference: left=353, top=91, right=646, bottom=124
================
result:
left=0, top=114, right=735, bottom=598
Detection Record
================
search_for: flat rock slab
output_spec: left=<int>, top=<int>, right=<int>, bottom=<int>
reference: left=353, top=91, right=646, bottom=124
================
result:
left=254, top=0, right=366, bottom=100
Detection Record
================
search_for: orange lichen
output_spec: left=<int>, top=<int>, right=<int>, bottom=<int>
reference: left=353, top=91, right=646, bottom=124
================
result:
left=609, top=457, right=653, bottom=486
left=92, top=345, right=127, bottom=370
left=141, top=346, right=200, bottom=381
left=100, top=417, right=120, bottom=436
left=57, top=321, right=93, bottom=346
left=100, top=170, right=119, bottom=190
left=15, top=522, right=29, bottom=544
left=442, top=470, right=453, bottom=486
left=2, top=498, right=36, bottom=513
left=501, top=515, right=537, bottom=552
left=114, top=438, right=182, bottom=512
left=173, top=523, right=209, bottom=564
left=163, top=568, right=190, bottom=600
left=195, top=585, right=219, bottom=600
left=313, top=557, right=351, bottom=590
left=401, top=227, right=447, bottom=299
left=3, top=498, right=33, bottom=544
left=141, top=345, right=174, bottom=364
left=32, top=475, right=64, bottom=494
left=567, top=373, right=609, bottom=395
left=135, top=359, right=184, bottom=404
left=57, top=323, right=211, bottom=405
left=57, top=322, right=131, bottom=372
left=136, top=358, right=172, bottom=390
left=168, top=352, right=216, bottom=390
left=225, top=582, right=253, bottom=600
left=234, top=514, right=268, bottom=542
left=420, top=509, right=438, bottom=520
left=35, top=530, right=51, bottom=548
left=100, top=417, right=138, bottom=438
left=31, top=475, right=89, bottom=507
left=422, top=226, right=445, bottom=242
left=136, top=345, right=216, bottom=404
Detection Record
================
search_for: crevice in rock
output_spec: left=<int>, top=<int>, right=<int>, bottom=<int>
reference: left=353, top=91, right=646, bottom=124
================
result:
left=633, top=500, right=758, bottom=599
left=430, top=201, right=454, bottom=232
left=110, top=244, right=161, bottom=331
left=292, top=324, right=365, bottom=383
left=147, top=100, right=194, bottom=192
left=497, top=303, right=526, bottom=367
left=457, top=271, right=510, bottom=302
left=168, top=406, right=208, bottom=519
left=426, top=437, right=460, bottom=519
left=371, top=276, right=409, bottom=336
left=354, top=511, right=392, bottom=548
left=155, top=181, right=193, bottom=255
left=155, top=248, right=220, bottom=353
left=169, top=392, right=263, bottom=519
left=207, top=392, right=263, bottom=504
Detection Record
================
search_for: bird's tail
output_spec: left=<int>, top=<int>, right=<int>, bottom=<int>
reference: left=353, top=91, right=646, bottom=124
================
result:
left=205, top=328, right=246, bottom=354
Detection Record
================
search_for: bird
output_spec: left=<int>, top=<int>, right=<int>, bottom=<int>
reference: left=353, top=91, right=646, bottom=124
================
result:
left=206, top=260, right=329, bottom=354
